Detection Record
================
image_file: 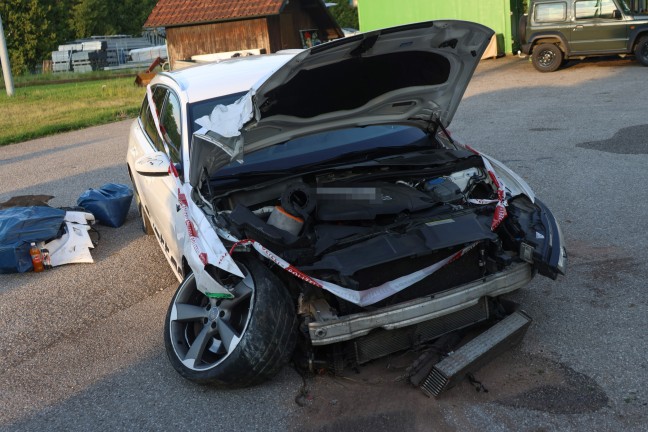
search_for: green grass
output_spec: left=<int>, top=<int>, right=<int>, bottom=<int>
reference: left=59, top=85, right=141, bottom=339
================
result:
left=0, top=77, right=145, bottom=146
left=1, top=69, right=141, bottom=87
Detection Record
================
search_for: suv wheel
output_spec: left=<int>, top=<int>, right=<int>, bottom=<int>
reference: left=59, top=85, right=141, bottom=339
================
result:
left=532, top=43, right=563, bottom=72
left=634, top=36, right=648, bottom=66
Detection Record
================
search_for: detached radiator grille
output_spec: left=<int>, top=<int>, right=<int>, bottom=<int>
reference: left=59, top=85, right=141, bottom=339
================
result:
left=352, top=297, right=490, bottom=365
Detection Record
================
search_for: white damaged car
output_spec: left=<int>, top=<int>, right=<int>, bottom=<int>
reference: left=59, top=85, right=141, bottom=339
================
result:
left=127, top=21, right=566, bottom=388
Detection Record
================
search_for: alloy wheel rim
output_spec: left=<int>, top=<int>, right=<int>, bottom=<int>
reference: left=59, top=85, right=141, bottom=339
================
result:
left=168, top=268, right=254, bottom=371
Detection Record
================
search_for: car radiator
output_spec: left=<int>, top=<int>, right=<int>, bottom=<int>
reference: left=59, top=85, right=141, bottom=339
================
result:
left=350, top=296, right=490, bottom=365
left=419, top=310, right=531, bottom=397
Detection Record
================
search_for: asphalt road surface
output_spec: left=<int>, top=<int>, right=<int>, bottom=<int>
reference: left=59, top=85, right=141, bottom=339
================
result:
left=1, top=56, right=647, bottom=432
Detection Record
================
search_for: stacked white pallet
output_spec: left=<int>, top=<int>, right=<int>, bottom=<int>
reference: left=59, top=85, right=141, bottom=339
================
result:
left=71, top=51, right=107, bottom=72
left=51, top=36, right=157, bottom=71
left=105, top=37, right=154, bottom=66
left=51, top=50, right=71, bottom=72
left=58, top=43, right=84, bottom=52
left=129, top=45, right=167, bottom=62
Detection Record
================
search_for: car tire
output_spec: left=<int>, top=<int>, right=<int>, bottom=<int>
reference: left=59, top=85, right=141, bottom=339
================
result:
left=518, top=14, right=528, bottom=46
left=634, top=36, right=648, bottom=66
left=164, top=255, right=297, bottom=387
left=129, top=172, right=154, bottom=236
left=132, top=186, right=154, bottom=235
left=532, top=43, right=563, bottom=72
left=138, top=203, right=154, bottom=235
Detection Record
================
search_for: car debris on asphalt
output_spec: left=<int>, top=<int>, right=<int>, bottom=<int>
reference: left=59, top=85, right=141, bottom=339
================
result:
left=0, top=183, right=132, bottom=274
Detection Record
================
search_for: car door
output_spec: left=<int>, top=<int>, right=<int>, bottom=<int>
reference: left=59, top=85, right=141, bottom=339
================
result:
left=571, top=0, right=628, bottom=52
left=136, top=85, right=184, bottom=276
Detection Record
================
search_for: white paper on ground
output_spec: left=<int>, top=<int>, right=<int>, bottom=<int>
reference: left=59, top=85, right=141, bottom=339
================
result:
left=46, top=212, right=95, bottom=267
left=63, top=211, right=95, bottom=225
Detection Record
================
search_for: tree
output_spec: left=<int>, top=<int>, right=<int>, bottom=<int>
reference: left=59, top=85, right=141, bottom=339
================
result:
left=70, top=0, right=114, bottom=38
left=0, top=0, right=74, bottom=74
left=0, top=0, right=157, bottom=75
left=70, top=0, right=158, bottom=39
left=115, top=0, right=159, bottom=36
left=329, top=2, right=359, bottom=30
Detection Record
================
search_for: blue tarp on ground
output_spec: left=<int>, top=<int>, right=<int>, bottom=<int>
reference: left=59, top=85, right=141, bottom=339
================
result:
left=0, top=206, right=65, bottom=273
left=77, top=183, right=133, bottom=227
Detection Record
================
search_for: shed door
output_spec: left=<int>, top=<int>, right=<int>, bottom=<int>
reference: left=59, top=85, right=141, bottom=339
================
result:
left=280, top=13, right=299, bottom=49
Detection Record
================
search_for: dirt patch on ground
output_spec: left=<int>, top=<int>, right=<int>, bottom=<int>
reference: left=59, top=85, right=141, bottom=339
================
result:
left=290, top=349, right=607, bottom=432
left=563, top=240, right=639, bottom=309
left=494, top=354, right=608, bottom=414
left=565, top=240, right=622, bottom=265
left=566, top=240, right=637, bottom=283
left=585, top=257, right=636, bottom=283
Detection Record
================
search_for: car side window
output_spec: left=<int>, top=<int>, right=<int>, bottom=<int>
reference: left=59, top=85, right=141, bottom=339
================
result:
left=575, top=0, right=618, bottom=19
left=159, top=91, right=182, bottom=164
left=535, top=2, right=567, bottom=22
left=140, top=86, right=168, bottom=152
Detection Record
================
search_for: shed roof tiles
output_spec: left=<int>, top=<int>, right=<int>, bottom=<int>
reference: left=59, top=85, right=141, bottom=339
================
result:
left=145, top=0, right=287, bottom=27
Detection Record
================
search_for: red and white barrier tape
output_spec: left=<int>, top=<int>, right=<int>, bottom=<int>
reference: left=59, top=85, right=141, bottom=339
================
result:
left=464, top=145, right=508, bottom=231
left=147, top=86, right=241, bottom=299
left=230, top=238, right=478, bottom=307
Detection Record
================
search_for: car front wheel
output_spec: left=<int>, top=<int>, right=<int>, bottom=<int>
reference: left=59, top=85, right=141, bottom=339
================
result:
left=164, top=256, right=297, bottom=387
left=532, top=43, right=563, bottom=72
left=137, top=201, right=154, bottom=235
left=634, top=36, right=648, bottom=66
left=130, top=175, right=154, bottom=235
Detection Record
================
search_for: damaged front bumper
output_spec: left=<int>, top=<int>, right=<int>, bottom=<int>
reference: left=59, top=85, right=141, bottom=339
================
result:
left=307, top=262, right=533, bottom=346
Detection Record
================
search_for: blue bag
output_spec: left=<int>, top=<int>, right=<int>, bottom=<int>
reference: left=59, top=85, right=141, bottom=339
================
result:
left=0, top=206, right=66, bottom=273
left=0, top=242, right=33, bottom=273
left=77, top=183, right=133, bottom=228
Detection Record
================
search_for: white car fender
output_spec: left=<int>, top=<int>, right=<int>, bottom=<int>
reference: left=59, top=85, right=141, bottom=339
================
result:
left=481, top=154, right=536, bottom=203
left=144, top=84, right=244, bottom=296
left=178, top=181, right=244, bottom=298
left=455, top=141, right=536, bottom=202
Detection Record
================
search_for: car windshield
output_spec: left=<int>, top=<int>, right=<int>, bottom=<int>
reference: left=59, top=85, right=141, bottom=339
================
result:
left=187, top=92, right=248, bottom=136
left=211, top=125, right=431, bottom=179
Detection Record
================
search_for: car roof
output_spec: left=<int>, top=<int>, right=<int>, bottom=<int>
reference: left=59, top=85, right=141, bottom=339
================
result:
left=153, top=53, right=298, bottom=104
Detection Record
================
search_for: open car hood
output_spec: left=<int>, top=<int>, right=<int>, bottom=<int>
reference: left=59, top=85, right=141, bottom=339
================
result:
left=190, top=20, right=493, bottom=187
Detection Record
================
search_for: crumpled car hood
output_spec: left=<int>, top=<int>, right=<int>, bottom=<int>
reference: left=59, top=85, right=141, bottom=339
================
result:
left=191, top=20, right=493, bottom=183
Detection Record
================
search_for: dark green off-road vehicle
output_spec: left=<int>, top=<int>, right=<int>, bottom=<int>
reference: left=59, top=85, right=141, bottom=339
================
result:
left=520, top=0, right=648, bottom=71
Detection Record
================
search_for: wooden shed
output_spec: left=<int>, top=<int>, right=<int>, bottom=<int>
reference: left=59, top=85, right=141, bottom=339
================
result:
left=144, top=0, right=344, bottom=69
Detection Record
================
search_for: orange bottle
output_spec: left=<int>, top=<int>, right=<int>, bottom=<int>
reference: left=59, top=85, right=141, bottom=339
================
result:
left=29, top=242, right=44, bottom=272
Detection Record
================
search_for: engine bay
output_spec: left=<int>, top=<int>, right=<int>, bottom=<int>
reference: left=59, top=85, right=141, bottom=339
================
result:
left=202, top=148, right=544, bottom=311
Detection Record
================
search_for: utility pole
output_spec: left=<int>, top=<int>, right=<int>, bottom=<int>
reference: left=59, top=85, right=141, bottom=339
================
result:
left=0, top=13, right=15, bottom=97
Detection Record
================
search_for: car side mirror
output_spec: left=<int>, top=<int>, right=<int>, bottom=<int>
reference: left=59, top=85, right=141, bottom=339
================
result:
left=135, top=151, right=171, bottom=176
left=613, top=9, right=622, bottom=19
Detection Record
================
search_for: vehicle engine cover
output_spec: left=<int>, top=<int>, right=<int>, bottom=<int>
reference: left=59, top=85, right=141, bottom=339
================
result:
left=316, top=183, right=437, bottom=221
